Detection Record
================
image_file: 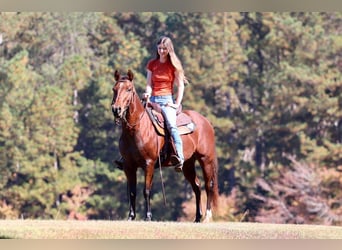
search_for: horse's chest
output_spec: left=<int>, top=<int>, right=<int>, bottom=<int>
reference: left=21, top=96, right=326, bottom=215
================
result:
left=120, top=132, right=153, bottom=154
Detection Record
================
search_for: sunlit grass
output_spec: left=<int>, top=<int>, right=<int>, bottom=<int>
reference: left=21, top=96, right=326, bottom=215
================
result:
left=0, top=220, right=341, bottom=239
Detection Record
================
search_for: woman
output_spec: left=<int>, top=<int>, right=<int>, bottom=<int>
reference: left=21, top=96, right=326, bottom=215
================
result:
left=143, top=36, right=188, bottom=172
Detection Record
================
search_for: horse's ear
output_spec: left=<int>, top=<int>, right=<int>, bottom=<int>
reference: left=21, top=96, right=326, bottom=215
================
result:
left=114, top=70, right=120, bottom=81
left=127, top=70, right=134, bottom=81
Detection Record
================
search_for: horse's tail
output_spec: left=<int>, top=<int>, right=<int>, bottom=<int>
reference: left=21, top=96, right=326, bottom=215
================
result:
left=212, top=156, right=220, bottom=210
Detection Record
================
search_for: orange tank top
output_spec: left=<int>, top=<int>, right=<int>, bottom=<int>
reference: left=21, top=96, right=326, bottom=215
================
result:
left=147, top=59, right=175, bottom=96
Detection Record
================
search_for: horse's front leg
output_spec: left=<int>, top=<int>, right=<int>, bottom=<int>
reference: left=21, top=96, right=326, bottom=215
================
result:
left=125, top=167, right=137, bottom=221
left=143, top=162, right=155, bottom=221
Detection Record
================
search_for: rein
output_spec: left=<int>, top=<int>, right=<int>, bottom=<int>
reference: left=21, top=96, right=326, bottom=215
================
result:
left=156, top=133, right=167, bottom=206
left=144, top=98, right=167, bottom=206
left=114, top=85, right=167, bottom=206
left=117, top=91, right=146, bottom=129
left=123, top=108, right=145, bottom=129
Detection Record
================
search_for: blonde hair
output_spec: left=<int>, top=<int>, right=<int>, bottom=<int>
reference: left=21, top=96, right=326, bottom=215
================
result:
left=156, top=36, right=189, bottom=84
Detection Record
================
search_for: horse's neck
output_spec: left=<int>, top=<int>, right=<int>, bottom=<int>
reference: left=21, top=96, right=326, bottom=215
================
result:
left=122, top=92, right=163, bottom=158
left=124, top=93, right=145, bottom=128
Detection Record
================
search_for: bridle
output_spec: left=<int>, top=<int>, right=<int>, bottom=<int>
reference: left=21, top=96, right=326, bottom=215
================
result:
left=113, top=80, right=145, bottom=129
left=112, top=74, right=167, bottom=204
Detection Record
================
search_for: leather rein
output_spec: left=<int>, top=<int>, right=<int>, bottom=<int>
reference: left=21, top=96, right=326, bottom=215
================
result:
left=116, top=90, right=146, bottom=129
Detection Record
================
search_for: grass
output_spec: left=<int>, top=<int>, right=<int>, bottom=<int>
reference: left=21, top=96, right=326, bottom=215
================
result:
left=0, top=220, right=341, bottom=239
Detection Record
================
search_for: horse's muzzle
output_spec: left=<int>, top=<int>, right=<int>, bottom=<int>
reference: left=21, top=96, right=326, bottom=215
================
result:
left=112, top=106, right=122, bottom=118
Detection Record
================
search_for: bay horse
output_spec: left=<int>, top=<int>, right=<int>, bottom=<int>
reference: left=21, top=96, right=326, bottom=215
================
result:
left=111, top=69, right=219, bottom=222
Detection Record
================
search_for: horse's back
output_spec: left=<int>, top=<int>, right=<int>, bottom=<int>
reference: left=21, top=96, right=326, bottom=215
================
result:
left=182, top=109, right=216, bottom=156
left=183, top=110, right=215, bottom=134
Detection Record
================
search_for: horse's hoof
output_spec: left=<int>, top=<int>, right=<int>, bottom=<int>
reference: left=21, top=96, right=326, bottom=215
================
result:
left=145, top=212, right=152, bottom=221
left=127, top=216, right=135, bottom=221
left=202, top=217, right=210, bottom=223
left=194, top=218, right=201, bottom=223
left=202, top=210, right=212, bottom=223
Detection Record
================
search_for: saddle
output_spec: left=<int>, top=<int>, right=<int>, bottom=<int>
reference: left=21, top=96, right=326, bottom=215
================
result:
left=146, top=102, right=196, bottom=136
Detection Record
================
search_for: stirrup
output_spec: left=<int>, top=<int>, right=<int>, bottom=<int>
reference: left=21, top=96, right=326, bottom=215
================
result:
left=114, top=158, right=124, bottom=170
left=174, top=164, right=183, bottom=173
left=170, top=155, right=183, bottom=172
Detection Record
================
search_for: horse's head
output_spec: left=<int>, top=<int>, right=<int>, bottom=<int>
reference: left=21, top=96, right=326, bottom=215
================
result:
left=111, top=69, right=135, bottom=119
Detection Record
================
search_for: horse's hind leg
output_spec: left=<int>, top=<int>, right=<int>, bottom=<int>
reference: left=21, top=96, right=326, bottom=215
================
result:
left=183, top=157, right=202, bottom=223
left=199, top=156, right=217, bottom=223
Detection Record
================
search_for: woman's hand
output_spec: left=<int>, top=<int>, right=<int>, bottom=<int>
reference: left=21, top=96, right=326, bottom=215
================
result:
left=167, top=102, right=179, bottom=109
left=142, top=92, right=151, bottom=100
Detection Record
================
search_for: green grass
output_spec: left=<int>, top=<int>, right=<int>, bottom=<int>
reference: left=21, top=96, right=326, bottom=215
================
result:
left=0, top=220, right=341, bottom=239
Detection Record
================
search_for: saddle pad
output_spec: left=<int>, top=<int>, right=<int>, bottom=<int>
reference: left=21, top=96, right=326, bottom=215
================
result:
left=146, top=107, right=195, bottom=136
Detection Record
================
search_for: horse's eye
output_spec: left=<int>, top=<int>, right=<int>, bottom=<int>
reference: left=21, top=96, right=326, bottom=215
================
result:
left=127, top=88, right=132, bottom=92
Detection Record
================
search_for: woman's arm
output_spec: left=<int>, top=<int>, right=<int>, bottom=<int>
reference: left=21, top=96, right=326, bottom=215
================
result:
left=143, top=70, right=153, bottom=100
left=169, top=71, right=184, bottom=109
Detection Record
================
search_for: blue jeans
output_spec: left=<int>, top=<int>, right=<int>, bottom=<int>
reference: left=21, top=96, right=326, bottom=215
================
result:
left=150, top=95, right=184, bottom=161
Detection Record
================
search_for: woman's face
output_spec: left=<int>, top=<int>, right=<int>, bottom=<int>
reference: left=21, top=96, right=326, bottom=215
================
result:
left=157, top=44, right=169, bottom=59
